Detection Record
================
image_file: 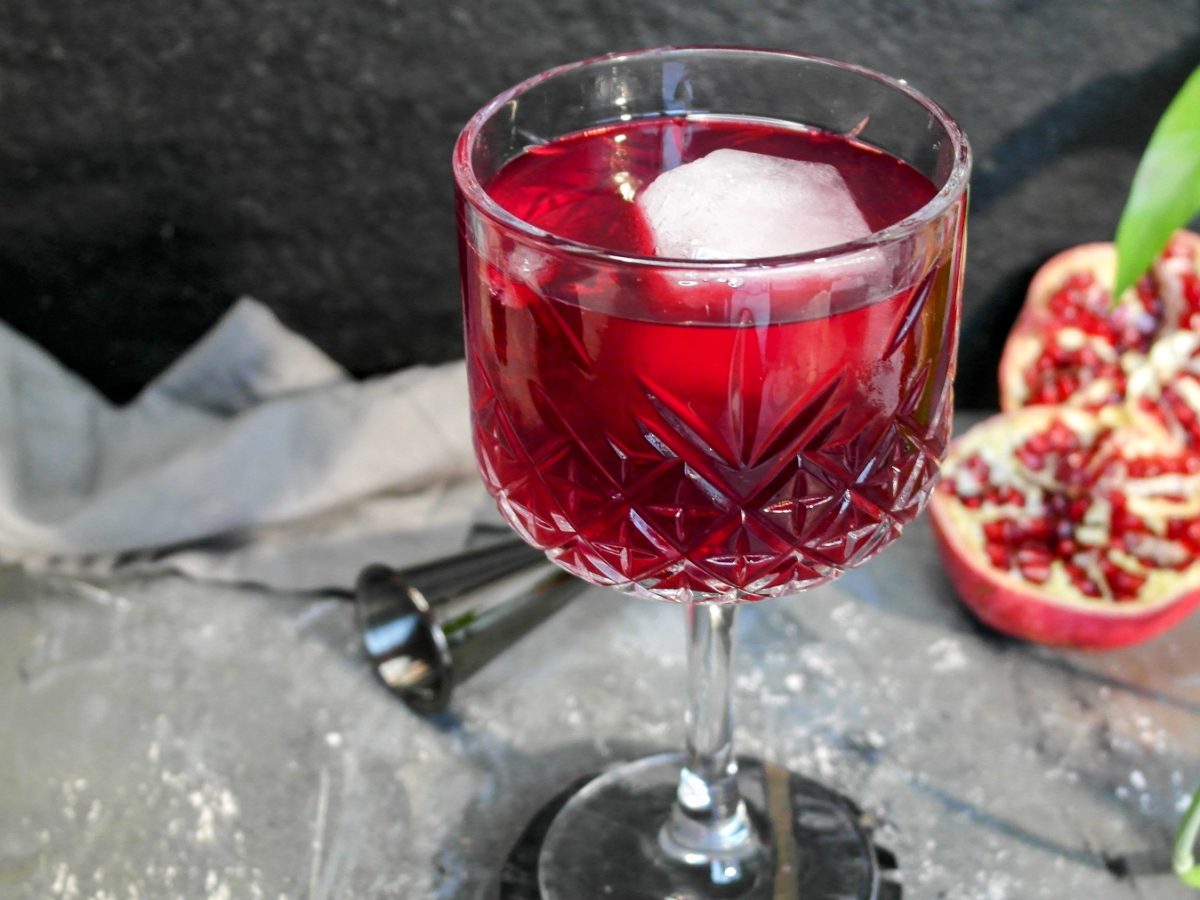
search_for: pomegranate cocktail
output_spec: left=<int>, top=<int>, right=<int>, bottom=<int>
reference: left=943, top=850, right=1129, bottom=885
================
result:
left=462, top=116, right=963, bottom=603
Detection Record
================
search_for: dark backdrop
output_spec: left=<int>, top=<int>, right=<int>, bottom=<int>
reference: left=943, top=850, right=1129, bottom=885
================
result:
left=2, top=0, right=1198, bottom=407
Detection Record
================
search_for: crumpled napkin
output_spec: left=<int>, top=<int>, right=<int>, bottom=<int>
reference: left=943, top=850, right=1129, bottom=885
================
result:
left=0, top=298, right=488, bottom=590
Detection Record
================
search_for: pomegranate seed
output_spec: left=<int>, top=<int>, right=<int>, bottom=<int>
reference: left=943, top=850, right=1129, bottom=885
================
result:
left=1023, top=518, right=1052, bottom=541
left=1168, top=391, right=1197, bottom=426
left=1016, top=545, right=1054, bottom=564
left=964, top=454, right=990, bottom=478
left=1167, top=519, right=1200, bottom=551
left=1018, top=560, right=1051, bottom=584
left=1016, top=448, right=1044, bottom=470
left=1047, top=421, right=1079, bottom=451
left=1025, top=432, right=1051, bottom=455
left=998, top=486, right=1024, bottom=506
left=1057, top=538, right=1080, bottom=557
left=986, top=543, right=1010, bottom=569
left=1063, top=450, right=1088, bottom=470
left=1108, top=569, right=1147, bottom=601
left=1095, top=548, right=1149, bottom=600
left=1114, top=511, right=1142, bottom=536
left=1152, top=457, right=1182, bottom=475
left=983, top=521, right=1007, bottom=543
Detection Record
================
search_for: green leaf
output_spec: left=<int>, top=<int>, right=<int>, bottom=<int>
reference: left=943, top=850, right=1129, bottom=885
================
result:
left=1176, top=787, right=1200, bottom=889
left=1113, top=65, right=1200, bottom=301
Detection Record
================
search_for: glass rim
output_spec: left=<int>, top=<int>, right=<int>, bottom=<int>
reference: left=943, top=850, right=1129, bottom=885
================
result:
left=453, top=46, right=972, bottom=271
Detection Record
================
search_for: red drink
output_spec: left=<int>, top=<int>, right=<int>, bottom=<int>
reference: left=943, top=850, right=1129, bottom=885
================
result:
left=460, top=117, right=964, bottom=602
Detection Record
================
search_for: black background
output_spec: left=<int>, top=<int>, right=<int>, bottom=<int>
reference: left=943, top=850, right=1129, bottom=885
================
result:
left=2, top=0, right=1198, bottom=407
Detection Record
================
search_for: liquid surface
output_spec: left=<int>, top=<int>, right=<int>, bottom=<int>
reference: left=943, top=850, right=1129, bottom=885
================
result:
left=462, top=116, right=964, bottom=602
left=485, top=117, right=935, bottom=258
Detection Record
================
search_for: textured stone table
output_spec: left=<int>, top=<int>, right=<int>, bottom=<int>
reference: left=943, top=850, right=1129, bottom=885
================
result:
left=2, top=511, right=1199, bottom=899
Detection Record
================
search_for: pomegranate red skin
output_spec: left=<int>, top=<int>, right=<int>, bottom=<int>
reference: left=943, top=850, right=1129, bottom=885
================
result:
left=930, top=492, right=1200, bottom=650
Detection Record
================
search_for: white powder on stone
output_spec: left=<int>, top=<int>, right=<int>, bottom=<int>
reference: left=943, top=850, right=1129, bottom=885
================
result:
left=927, top=637, right=968, bottom=673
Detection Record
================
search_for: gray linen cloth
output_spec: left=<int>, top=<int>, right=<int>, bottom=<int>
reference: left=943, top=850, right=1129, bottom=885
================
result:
left=0, top=298, right=486, bottom=590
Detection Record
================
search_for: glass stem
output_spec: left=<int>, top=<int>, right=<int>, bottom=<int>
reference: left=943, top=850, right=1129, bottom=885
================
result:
left=660, top=602, right=758, bottom=873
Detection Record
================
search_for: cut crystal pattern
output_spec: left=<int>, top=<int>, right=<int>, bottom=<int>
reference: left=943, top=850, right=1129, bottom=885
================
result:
left=470, top=322, right=952, bottom=602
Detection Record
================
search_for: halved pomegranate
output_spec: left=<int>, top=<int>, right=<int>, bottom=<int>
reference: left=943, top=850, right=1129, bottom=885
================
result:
left=999, top=230, right=1200, bottom=434
left=930, top=406, right=1200, bottom=648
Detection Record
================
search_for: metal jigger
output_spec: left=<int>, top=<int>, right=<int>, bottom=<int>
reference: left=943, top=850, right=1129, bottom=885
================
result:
left=355, top=537, right=585, bottom=713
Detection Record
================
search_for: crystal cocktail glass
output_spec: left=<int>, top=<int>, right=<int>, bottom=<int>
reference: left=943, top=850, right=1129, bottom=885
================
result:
left=454, top=47, right=970, bottom=899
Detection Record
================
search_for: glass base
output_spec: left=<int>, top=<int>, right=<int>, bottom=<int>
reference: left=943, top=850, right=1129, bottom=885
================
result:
left=533, top=752, right=880, bottom=900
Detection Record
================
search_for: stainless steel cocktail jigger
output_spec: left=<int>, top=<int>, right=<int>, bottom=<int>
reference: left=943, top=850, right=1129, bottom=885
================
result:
left=355, top=537, right=586, bottom=713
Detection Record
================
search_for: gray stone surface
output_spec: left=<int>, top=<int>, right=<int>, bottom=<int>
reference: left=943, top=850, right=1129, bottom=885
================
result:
left=1, top=1, right=1198, bottom=404
left=2, top=511, right=1199, bottom=898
